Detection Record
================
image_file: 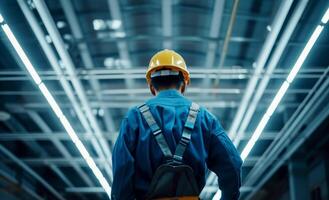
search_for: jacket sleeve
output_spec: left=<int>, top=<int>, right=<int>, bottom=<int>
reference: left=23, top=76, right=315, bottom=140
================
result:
left=111, top=110, right=137, bottom=200
left=206, top=117, right=243, bottom=200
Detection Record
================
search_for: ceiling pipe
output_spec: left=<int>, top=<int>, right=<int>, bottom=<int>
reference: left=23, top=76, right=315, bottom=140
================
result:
left=216, top=0, right=240, bottom=71
left=162, top=0, right=172, bottom=49
left=233, top=0, right=309, bottom=147
left=59, top=0, right=116, bottom=136
left=107, top=0, right=134, bottom=88
left=2, top=66, right=325, bottom=75
left=18, top=0, right=112, bottom=181
left=0, top=131, right=278, bottom=141
left=33, top=0, right=112, bottom=168
left=205, top=0, right=226, bottom=68
left=228, top=0, right=295, bottom=139
left=0, top=145, right=65, bottom=200
left=0, top=88, right=312, bottom=97
left=202, top=0, right=225, bottom=89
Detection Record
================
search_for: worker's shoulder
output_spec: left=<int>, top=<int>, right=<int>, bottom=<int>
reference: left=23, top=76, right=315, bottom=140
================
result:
left=124, top=106, right=141, bottom=120
left=197, top=105, right=217, bottom=120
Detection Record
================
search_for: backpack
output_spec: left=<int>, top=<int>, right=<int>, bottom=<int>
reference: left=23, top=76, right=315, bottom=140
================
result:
left=138, top=102, right=200, bottom=200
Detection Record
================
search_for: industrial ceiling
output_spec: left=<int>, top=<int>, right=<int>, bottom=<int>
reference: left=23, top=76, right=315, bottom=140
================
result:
left=0, top=0, right=328, bottom=199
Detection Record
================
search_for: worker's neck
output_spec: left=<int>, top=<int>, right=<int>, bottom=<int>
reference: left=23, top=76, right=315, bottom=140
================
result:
left=155, top=88, right=181, bottom=96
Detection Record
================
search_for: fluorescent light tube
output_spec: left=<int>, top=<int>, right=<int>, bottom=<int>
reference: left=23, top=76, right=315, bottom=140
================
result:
left=266, top=81, right=290, bottom=117
left=0, top=13, right=112, bottom=199
left=241, top=114, right=270, bottom=161
left=38, top=83, right=63, bottom=117
left=321, top=8, right=329, bottom=24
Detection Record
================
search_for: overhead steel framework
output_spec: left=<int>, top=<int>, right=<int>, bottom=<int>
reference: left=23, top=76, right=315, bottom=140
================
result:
left=0, top=0, right=328, bottom=200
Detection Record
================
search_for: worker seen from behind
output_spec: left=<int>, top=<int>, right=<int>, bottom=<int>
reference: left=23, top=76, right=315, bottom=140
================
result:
left=111, top=49, right=243, bottom=200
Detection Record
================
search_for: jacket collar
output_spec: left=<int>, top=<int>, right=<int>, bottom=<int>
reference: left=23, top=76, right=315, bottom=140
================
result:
left=156, top=89, right=183, bottom=98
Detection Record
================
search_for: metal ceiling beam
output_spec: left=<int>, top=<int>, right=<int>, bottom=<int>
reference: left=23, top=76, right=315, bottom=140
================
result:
left=217, top=0, right=239, bottom=69
left=0, top=132, right=112, bottom=141
left=1, top=67, right=326, bottom=75
left=0, top=145, right=65, bottom=200
left=0, top=88, right=312, bottom=96
left=0, top=71, right=324, bottom=81
left=65, top=186, right=254, bottom=194
left=233, top=0, right=309, bottom=147
left=204, top=0, right=225, bottom=72
left=162, top=0, right=172, bottom=49
left=18, top=158, right=110, bottom=166
left=15, top=156, right=259, bottom=167
left=27, top=111, right=95, bottom=187
left=17, top=0, right=113, bottom=182
left=49, top=165, right=73, bottom=187
left=10, top=101, right=301, bottom=109
left=60, top=0, right=116, bottom=135
left=77, top=34, right=263, bottom=44
left=64, top=9, right=269, bottom=22
left=3, top=114, right=44, bottom=156
left=66, top=187, right=106, bottom=193
left=228, top=0, right=295, bottom=139
left=3, top=108, right=67, bottom=199
left=0, top=164, right=43, bottom=200
left=32, top=0, right=113, bottom=180
left=107, top=0, right=134, bottom=88
left=0, top=132, right=278, bottom=141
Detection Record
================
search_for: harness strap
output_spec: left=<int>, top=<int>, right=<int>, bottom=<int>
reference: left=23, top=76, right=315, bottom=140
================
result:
left=173, top=102, right=199, bottom=162
left=139, top=104, right=173, bottom=158
left=138, top=102, right=199, bottom=162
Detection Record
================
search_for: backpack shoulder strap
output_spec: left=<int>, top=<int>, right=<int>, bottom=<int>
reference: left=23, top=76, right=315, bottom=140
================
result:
left=138, top=104, right=173, bottom=158
left=173, top=102, right=200, bottom=163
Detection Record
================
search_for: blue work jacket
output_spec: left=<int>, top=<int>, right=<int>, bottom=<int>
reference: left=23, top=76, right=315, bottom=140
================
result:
left=111, top=89, right=242, bottom=200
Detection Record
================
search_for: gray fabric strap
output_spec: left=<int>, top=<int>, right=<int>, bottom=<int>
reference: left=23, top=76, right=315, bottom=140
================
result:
left=173, top=102, right=200, bottom=162
left=138, top=104, right=173, bottom=158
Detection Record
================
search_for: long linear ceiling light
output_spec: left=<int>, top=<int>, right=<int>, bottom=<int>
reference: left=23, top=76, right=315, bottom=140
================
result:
left=0, top=14, right=111, bottom=199
left=241, top=8, right=328, bottom=161
left=212, top=7, right=329, bottom=200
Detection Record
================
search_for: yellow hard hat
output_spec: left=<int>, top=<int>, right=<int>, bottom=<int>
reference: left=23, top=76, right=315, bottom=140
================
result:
left=146, top=49, right=190, bottom=85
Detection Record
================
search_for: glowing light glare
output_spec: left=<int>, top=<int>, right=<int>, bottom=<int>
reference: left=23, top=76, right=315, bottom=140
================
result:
left=59, top=115, right=80, bottom=144
left=212, top=190, right=222, bottom=200
left=321, top=8, right=329, bottom=24
left=241, top=115, right=270, bottom=161
left=287, top=25, right=324, bottom=83
left=110, top=19, right=122, bottom=29
left=0, top=14, right=112, bottom=199
left=39, top=83, right=63, bottom=117
left=266, top=81, right=290, bottom=117
left=1, top=24, right=41, bottom=84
